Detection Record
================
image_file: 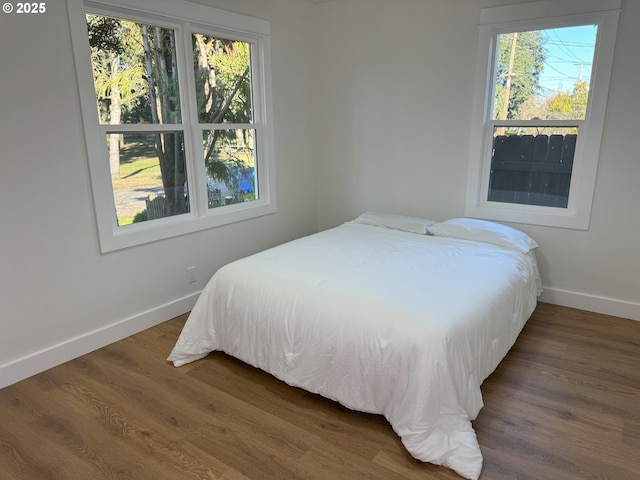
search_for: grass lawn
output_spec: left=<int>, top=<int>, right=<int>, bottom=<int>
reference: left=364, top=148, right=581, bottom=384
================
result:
left=111, top=140, right=163, bottom=225
left=112, top=140, right=163, bottom=192
left=111, top=138, right=255, bottom=225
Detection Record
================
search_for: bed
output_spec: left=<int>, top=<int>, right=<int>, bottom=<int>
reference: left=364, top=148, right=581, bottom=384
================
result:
left=168, top=213, right=542, bottom=479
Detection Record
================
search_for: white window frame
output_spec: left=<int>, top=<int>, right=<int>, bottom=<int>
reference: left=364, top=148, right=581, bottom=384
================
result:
left=465, top=0, right=620, bottom=230
left=67, top=0, right=276, bottom=252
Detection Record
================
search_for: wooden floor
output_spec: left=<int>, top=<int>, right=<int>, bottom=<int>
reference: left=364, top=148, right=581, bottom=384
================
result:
left=1, top=302, right=639, bottom=479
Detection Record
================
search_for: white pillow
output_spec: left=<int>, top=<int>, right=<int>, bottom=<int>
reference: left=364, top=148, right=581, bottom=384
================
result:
left=350, top=212, right=437, bottom=235
left=429, top=217, right=538, bottom=252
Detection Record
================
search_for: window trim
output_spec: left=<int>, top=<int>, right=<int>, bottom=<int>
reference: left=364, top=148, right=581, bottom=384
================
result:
left=67, top=0, right=275, bottom=252
left=464, top=0, right=620, bottom=230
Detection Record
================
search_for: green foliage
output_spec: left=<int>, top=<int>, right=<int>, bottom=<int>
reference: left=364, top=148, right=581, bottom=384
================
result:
left=494, top=31, right=547, bottom=120
left=192, top=35, right=251, bottom=125
left=87, top=14, right=254, bottom=215
left=87, top=16, right=152, bottom=129
left=192, top=34, right=253, bottom=188
left=492, top=28, right=592, bottom=125
left=548, top=80, right=589, bottom=120
left=132, top=210, right=148, bottom=224
left=86, top=15, right=123, bottom=54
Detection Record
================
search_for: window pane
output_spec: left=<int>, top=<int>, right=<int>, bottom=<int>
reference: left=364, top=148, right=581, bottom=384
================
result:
left=109, top=132, right=189, bottom=225
left=488, top=127, right=577, bottom=208
left=203, top=129, right=257, bottom=208
left=192, top=34, right=253, bottom=124
left=493, top=25, right=597, bottom=121
left=86, top=14, right=182, bottom=125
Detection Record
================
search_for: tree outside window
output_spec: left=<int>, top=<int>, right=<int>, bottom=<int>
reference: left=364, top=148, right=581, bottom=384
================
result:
left=86, top=14, right=258, bottom=226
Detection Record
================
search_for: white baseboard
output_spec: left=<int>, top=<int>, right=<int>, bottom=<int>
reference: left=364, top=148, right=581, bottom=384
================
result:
left=539, top=287, right=640, bottom=322
left=0, top=292, right=200, bottom=389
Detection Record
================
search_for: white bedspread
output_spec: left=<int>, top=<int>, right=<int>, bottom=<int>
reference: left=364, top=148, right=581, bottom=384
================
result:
left=168, top=223, right=541, bottom=479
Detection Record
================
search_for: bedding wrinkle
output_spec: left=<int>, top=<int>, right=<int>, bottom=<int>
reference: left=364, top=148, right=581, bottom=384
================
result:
left=167, top=222, right=540, bottom=480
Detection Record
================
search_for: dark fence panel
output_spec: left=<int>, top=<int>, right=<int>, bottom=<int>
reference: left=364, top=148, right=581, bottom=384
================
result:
left=488, top=134, right=576, bottom=208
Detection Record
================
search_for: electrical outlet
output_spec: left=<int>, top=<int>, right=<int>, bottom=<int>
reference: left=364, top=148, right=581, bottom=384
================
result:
left=186, top=266, right=196, bottom=284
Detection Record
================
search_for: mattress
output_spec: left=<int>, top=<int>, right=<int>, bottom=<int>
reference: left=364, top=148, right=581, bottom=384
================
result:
left=168, top=220, right=541, bottom=479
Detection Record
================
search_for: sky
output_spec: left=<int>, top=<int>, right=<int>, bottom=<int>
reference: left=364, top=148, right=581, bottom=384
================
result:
left=537, top=24, right=598, bottom=97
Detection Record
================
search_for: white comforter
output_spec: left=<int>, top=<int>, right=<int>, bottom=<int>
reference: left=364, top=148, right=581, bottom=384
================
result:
left=168, top=223, right=541, bottom=479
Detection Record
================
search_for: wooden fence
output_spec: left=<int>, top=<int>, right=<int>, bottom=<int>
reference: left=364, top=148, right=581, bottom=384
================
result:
left=488, top=134, right=576, bottom=208
left=145, top=190, right=245, bottom=220
left=146, top=194, right=171, bottom=220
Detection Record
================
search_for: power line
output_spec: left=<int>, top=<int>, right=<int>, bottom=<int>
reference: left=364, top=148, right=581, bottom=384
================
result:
left=545, top=41, right=595, bottom=48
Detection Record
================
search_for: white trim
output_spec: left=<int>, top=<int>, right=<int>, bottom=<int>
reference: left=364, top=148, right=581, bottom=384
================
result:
left=480, top=0, right=621, bottom=26
left=0, top=292, right=200, bottom=389
left=539, top=287, right=640, bottom=322
left=86, top=0, right=270, bottom=36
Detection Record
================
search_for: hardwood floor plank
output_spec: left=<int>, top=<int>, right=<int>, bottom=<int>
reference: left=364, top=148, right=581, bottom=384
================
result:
left=1, top=302, right=639, bottom=479
left=476, top=303, right=640, bottom=480
left=0, top=380, right=159, bottom=480
left=371, top=450, right=460, bottom=479
left=55, top=355, right=271, bottom=479
left=185, top=354, right=403, bottom=461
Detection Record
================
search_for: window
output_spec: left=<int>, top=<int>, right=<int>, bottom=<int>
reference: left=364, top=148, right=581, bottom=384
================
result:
left=68, top=0, right=275, bottom=251
left=465, top=0, right=620, bottom=229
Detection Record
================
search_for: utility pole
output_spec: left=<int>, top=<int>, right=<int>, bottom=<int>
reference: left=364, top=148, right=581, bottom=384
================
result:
left=574, top=62, right=591, bottom=83
left=497, top=32, right=518, bottom=135
left=501, top=32, right=518, bottom=121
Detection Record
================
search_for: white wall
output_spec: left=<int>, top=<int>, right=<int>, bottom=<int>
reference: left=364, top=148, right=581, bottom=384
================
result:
left=0, top=0, right=319, bottom=387
left=313, top=0, right=640, bottom=320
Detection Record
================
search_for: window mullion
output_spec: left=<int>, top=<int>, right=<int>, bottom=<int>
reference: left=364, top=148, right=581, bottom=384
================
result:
left=99, top=124, right=186, bottom=134
left=198, top=123, right=256, bottom=130
left=180, top=22, right=207, bottom=218
left=488, top=119, right=585, bottom=129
